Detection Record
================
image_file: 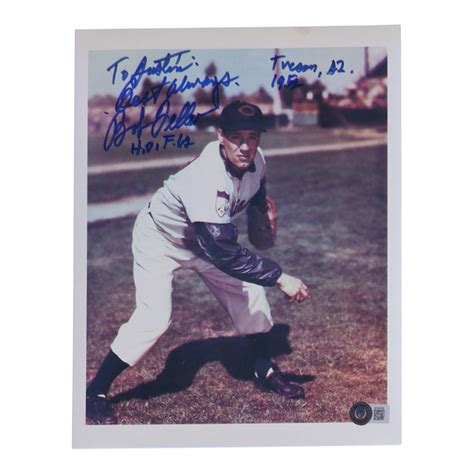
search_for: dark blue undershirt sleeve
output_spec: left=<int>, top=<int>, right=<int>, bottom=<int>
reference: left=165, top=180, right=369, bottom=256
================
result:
left=248, top=178, right=268, bottom=213
left=193, top=221, right=282, bottom=287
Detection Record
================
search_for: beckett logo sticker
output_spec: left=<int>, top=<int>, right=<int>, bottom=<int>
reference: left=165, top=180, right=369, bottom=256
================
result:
left=215, top=190, right=230, bottom=217
left=349, top=402, right=373, bottom=426
left=349, top=403, right=390, bottom=425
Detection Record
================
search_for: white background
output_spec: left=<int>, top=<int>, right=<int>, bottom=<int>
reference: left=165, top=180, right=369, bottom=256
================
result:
left=1, top=0, right=473, bottom=472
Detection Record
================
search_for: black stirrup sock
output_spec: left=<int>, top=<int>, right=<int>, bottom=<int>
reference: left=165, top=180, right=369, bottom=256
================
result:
left=86, top=350, right=129, bottom=397
left=246, top=332, right=273, bottom=379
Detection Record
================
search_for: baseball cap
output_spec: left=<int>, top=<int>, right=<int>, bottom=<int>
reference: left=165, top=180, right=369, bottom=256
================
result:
left=219, top=101, right=267, bottom=132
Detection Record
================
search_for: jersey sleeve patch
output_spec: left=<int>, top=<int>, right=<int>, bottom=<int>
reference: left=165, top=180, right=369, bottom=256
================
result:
left=216, top=190, right=231, bottom=217
left=181, top=181, right=232, bottom=224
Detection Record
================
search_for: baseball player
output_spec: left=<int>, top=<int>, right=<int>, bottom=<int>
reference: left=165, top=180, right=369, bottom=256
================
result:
left=86, top=101, right=310, bottom=423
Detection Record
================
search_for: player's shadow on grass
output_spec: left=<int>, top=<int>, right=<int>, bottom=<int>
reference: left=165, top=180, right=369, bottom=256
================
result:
left=111, top=323, right=314, bottom=403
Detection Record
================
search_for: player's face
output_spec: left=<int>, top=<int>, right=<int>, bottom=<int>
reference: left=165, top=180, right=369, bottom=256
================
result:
left=218, top=129, right=261, bottom=171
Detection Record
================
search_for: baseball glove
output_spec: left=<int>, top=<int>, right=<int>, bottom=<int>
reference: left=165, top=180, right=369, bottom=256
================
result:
left=247, top=197, right=277, bottom=250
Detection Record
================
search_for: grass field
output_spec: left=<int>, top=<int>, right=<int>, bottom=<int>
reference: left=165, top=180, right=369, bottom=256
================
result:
left=87, top=143, right=387, bottom=424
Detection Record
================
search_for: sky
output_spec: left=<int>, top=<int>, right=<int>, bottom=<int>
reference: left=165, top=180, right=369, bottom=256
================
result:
left=88, top=47, right=386, bottom=100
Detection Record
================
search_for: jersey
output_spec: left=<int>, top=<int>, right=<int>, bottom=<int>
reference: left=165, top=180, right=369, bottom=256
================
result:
left=148, top=140, right=266, bottom=245
left=110, top=140, right=278, bottom=367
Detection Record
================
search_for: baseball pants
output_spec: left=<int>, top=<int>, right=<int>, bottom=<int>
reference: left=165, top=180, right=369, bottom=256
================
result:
left=111, top=207, right=273, bottom=366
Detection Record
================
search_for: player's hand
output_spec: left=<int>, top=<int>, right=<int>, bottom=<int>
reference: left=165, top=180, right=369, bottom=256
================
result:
left=276, top=273, right=310, bottom=303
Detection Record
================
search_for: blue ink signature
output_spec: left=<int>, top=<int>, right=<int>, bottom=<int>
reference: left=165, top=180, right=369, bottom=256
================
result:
left=270, top=54, right=317, bottom=74
left=131, top=133, right=195, bottom=156
left=103, top=51, right=239, bottom=154
left=107, top=51, right=196, bottom=85
left=270, top=54, right=352, bottom=90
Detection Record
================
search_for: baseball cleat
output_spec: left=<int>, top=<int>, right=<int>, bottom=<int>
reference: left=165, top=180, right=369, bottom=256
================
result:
left=86, top=394, right=117, bottom=424
left=255, top=370, right=305, bottom=399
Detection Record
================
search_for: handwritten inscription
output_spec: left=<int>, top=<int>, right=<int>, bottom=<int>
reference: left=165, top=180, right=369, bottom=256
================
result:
left=130, top=133, right=194, bottom=156
left=270, top=54, right=353, bottom=90
left=103, top=51, right=239, bottom=155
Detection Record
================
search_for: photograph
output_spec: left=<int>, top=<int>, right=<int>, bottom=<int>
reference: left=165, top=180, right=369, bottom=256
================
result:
left=74, top=26, right=400, bottom=448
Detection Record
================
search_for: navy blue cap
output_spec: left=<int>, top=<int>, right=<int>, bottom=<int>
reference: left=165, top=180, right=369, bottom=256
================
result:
left=219, top=101, right=266, bottom=132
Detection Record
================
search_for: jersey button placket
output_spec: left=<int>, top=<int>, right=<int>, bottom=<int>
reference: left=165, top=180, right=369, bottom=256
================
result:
left=232, top=177, right=241, bottom=215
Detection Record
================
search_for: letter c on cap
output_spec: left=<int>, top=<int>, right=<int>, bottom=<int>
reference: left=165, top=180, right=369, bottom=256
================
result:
left=238, top=105, right=256, bottom=117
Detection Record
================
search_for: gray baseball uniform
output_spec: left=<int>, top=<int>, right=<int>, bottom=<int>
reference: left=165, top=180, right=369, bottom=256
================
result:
left=111, top=140, right=273, bottom=366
